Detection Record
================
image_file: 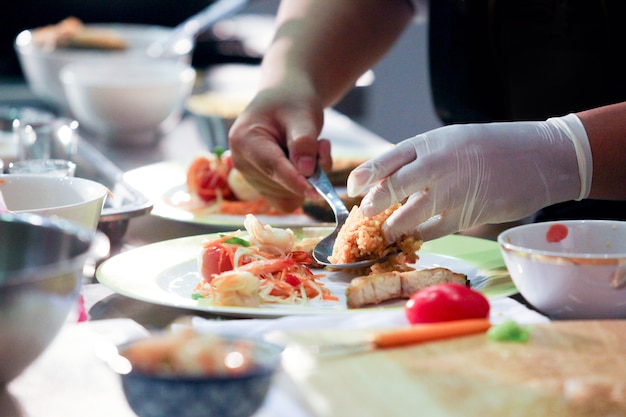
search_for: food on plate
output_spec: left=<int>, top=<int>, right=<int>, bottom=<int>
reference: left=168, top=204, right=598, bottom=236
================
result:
left=192, top=214, right=337, bottom=307
left=329, top=202, right=470, bottom=309
left=346, top=268, right=468, bottom=309
left=31, top=17, right=127, bottom=51
left=186, top=149, right=297, bottom=215
left=486, top=318, right=530, bottom=342
left=119, top=329, right=257, bottom=376
left=404, top=283, right=489, bottom=324
left=329, top=203, right=422, bottom=273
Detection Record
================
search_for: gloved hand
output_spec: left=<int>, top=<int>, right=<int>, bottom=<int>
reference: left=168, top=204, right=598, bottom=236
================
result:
left=347, top=114, right=592, bottom=242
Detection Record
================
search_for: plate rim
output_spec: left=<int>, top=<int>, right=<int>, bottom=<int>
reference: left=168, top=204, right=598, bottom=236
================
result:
left=96, top=233, right=516, bottom=319
left=123, top=160, right=331, bottom=228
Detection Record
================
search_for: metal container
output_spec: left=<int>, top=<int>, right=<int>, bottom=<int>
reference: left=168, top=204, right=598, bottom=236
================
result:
left=0, top=212, right=94, bottom=384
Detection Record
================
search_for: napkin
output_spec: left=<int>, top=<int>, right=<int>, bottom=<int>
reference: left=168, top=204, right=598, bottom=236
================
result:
left=186, top=297, right=548, bottom=341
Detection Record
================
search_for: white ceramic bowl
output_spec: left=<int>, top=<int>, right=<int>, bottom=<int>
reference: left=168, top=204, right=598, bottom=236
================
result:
left=14, top=23, right=193, bottom=113
left=0, top=174, right=108, bottom=231
left=498, top=220, right=626, bottom=319
left=60, top=58, right=196, bottom=146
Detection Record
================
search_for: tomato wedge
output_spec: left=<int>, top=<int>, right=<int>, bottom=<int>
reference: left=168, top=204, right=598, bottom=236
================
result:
left=187, top=156, right=233, bottom=202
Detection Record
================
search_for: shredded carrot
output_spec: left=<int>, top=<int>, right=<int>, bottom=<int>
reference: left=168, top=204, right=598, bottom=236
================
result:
left=193, top=232, right=333, bottom=306
left=220, top=199, right=303, bottom=216
left=371, top=318, right=491, bottom=348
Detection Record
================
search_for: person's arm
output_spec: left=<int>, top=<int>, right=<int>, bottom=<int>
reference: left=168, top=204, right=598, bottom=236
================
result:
left=229, top=0, right=415, bottom=212
left=577, top=102, right=626, bottom=200
left=262, top=0, right=415, bottom=107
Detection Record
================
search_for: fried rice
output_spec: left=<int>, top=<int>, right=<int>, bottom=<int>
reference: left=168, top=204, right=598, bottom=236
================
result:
left=328, top=203, right=422, bottom=273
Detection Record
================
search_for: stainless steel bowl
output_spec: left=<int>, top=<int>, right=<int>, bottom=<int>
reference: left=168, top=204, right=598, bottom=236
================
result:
left=0, top=212, right=94, bottom=384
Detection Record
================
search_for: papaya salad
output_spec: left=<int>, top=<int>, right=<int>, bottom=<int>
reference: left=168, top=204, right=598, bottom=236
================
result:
left=186, top=147, right=300, bottom=215
left=192, top=214, right=338, bottom=307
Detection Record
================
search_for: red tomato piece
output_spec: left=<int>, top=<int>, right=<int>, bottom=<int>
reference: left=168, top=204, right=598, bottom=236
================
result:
left=284, top=274, right=301, bottom=287
left=200, top=245, right=233, bottom=280
left=405, top=283, right=490, bottom=324
left=546, top=223, right=568, bottom=243
left=187, top=156, right=233, bottom=202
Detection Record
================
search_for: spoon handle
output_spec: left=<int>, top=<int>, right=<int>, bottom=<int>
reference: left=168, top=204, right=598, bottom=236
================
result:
left=169, top=0, right=250, bottom=44
left=307, top=164, right=350, bottom=226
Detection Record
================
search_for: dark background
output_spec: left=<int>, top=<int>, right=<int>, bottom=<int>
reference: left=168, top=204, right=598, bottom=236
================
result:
left=0, top=0, right=265, bottom=78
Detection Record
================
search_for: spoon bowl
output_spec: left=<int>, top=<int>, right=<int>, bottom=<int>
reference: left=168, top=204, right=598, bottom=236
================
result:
left=307, top=165, right=398, bottom=269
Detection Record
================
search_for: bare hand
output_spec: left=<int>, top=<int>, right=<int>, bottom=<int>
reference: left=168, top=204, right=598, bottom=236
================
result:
left=229, top=89, right=332, bottom=212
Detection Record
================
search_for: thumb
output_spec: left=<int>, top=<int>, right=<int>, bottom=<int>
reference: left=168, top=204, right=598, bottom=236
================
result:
left=285, top=109, right=324, bottom=177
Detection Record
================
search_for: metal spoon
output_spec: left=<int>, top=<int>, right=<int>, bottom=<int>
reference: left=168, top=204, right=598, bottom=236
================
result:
left=148, top=0, right=250, bottom=58
left=307, top=164, right=398, bottom=269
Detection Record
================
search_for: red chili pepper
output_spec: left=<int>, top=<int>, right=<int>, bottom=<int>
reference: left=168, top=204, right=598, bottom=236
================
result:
left=284, top=274, right=301, bottom=287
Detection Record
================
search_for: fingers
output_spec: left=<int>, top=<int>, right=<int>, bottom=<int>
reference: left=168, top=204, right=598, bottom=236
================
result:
left=228, top=98, right=325, bottom=212
left=382, top=194, right=465, bottom=243
left=352, top=137, right=447, bottom=217
left=347, top=140, right=419, bottom=197
left=381, top=190, right=437, bottom=242
left=284, top=107, right=325, bottom=178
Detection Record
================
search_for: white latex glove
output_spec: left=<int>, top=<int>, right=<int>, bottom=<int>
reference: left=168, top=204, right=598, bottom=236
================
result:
left=347, top=114, right=592, bottom=242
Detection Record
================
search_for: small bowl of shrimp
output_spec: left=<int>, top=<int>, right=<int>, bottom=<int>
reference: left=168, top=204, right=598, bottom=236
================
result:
left=113, top=329, right=283, bottom=417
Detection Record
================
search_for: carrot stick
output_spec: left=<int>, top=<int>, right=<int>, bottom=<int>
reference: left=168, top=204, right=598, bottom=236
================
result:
left=370, top=318, right=491, bottom=349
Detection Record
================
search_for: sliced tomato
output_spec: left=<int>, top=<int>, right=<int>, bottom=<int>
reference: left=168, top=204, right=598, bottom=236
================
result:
left=200, top=245, right=233, bottom=281
left=405, top=283, right=490, bottom=324
left=187, top=156, right=233, bottom=202
left=284, top=274, right=301, bottom=287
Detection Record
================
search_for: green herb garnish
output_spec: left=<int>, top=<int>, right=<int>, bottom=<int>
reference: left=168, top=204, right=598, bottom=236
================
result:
left=213, top=146, right=226, bottom=159
left=221, top=235, right=250, bottom=247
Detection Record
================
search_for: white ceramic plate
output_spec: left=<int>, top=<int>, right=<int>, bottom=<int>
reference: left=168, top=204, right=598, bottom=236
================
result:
left=124, top=160, right=331, bottom=228
left=96, top=233, right=517, bottom=318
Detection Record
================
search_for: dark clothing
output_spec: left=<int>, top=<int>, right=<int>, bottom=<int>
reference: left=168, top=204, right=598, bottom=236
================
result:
left=428, top=0, right=626, bottom=221
left=429, top=0, right=626, bottom=123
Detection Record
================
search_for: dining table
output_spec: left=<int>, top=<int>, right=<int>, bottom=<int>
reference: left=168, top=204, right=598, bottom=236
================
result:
left=1, top=83, right=559, bottom=417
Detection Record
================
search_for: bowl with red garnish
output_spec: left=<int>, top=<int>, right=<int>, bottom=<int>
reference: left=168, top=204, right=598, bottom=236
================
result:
left=498, top=220, right=626, bottom=319
left=114, top=330, right=283, bottom=417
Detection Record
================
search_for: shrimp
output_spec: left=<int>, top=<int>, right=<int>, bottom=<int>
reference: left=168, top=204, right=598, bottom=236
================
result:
left=238, top=257, right=297, bottom=275
left=244, top=214, right=295, bottom=254
left=210, top=270, right=261, bottom=307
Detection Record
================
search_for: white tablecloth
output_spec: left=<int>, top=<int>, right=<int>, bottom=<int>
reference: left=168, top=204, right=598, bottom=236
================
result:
left=4, top=296, right=547, bottom=417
